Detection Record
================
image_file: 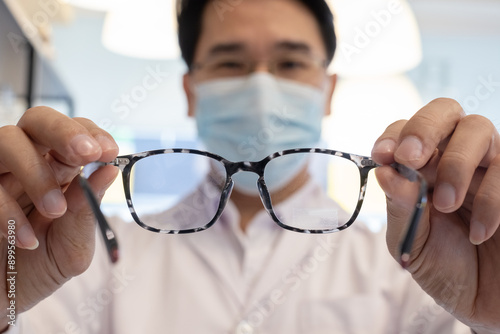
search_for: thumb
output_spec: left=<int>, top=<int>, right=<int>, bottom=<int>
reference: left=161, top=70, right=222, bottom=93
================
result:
left=48, top=165, right=119, bottom=277
left=375, top=166, right=429, bottom=260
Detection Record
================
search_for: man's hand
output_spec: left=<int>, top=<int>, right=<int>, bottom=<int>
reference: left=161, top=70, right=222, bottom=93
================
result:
left=0, top=107, right=119, bottom=329
left=371, top=98, right=500, bottom=333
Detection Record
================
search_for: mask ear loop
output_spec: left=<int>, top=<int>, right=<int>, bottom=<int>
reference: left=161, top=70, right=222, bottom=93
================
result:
left=79, top=162, right=119, bottom=263
left=322, top=74, right=337, bottom=117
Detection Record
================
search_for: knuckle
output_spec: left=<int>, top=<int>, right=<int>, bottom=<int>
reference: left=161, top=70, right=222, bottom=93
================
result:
left=24, top=157, right=50, bottom=178
left=73, top=117, right=95, bottom=127
left=474, top=190, right=500, bottom=211
left=0, top=124, right=22, bottom=138
left=431, top=98, right=464, bottom=114
left=440, top=149, right=472, bottom=165
left=461, top=114, right=495, bottom=131
left=439, top=151, right=476, bottom=177
left=49, top=116, right=71, bottom=134
left=413, top=111, right=437, bottom=127
left=384, top=119, right=407, bottom=132
left=19, top=106, right=51, bottom=124
left=0, top=197, right=14, bottom=214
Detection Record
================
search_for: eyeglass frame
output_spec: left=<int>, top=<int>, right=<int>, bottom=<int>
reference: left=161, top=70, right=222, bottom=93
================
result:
left=79, top=148, right=427, bottom=267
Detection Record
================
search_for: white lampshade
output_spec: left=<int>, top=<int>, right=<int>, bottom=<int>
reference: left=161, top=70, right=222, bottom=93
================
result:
left=328, top=0, right=422, bottom=77
left=102, top=0, right=180, bottom=59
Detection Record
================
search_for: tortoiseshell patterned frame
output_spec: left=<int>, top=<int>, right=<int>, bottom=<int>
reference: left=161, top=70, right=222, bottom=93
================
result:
left=80, top=148, right=427, bottom=264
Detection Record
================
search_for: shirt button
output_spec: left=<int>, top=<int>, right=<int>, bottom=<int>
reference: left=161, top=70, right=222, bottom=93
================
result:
left=235, top=320, right=254, bottom=334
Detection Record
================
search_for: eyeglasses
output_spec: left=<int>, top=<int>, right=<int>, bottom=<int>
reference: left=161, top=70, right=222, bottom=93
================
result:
left=79, top=148, right=427, bottom=267
left=191, top=51, right=327, bottom=83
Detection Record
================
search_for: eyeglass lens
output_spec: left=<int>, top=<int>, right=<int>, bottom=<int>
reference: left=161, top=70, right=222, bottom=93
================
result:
left=127, top=152, right=227, bottom=231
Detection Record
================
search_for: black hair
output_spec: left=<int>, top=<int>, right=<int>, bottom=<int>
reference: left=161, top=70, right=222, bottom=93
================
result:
left=177, top=0, right=336, bottom=69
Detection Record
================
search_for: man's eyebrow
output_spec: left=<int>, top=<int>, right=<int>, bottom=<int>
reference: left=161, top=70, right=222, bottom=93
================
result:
left=274, top=41, right=312, bottom=53
left=207, top=43, right=246, bottom=56
left=206, top=41, right=312, bottom=56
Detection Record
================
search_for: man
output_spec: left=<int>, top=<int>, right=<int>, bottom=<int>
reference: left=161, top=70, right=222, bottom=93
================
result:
left=0, top=0, right=499, bottom=333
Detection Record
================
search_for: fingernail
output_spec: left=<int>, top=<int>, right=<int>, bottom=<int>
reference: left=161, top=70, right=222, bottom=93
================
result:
left=396, top=136, right=423, bottom=163
left=42, top=189, right=67, bottom=216
left=71, top=135, right=100, bottom=157
left=96, top=135, right=118, bottom=153
left=434, top=183, right=456, bottom=211
left=470, top=221, right=486, bottom=245
left=372, top=139, right=397, bottom=156
left=16, top=224, right=39, bottom=250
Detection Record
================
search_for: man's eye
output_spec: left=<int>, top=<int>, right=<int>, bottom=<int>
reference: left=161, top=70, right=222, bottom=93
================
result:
left=215, top=61, right=246, bottom=69
left=277, top=60, right=307, bottom=71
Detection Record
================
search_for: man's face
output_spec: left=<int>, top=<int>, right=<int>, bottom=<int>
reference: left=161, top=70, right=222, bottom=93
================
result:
left=184, top=0, right=336, bottom=116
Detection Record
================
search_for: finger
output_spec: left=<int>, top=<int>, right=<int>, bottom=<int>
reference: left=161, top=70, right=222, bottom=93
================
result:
left=371, top=120, right=407, bottom=165
left=17, top=107, right=103, bottom=166
left=0, top=184, right=38, bottom=249
left=0, top=126, right=67, bottom=218
left=0, top=155, right=81, bottom=211
left=470, top=154, right=500, bottom=245
left=375, top=166, right=422, bottom=211
left=404, top=150, right=487, bottom=212
left=46, top=154, right=81, bottom=187
left=393, top=98, right=466, bottom=169
left=46, top=165, right=118, bottom=277
left=0, top=143, right=49, bottom=175
left=433, top=115, right=500, bottom=213
left=375, top=166, right=430, bottom=260
left=52, top=117, right=119, bottom=164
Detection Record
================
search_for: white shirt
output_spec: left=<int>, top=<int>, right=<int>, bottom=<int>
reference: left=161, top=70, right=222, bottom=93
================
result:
left=11, top=180, right=470, bottom=334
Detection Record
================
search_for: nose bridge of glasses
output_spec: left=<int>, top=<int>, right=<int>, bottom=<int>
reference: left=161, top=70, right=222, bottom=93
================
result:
left=226, top=160, right=266, bottom=177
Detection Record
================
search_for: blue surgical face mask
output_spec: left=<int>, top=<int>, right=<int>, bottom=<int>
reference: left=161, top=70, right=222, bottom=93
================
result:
left=195, top=73, right=328, bottom=195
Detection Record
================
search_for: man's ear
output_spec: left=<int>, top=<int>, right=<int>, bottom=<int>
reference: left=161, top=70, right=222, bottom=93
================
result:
left=324, top=74, right=337, bottom=117
left=183, top=73, right=196, bottom=117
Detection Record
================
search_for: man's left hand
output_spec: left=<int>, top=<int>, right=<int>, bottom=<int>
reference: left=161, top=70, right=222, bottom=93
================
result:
left=372, top=98, right=500, bottom=333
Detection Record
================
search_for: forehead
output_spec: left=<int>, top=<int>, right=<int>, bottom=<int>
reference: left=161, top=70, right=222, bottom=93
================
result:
left=194, top=0, right=326, bottom=60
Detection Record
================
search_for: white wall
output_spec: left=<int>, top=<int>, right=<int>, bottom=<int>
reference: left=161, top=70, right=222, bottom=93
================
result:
left=51, top=9, right=193, bottom=147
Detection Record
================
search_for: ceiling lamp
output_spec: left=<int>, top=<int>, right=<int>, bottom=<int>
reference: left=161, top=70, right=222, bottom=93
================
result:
left=101, top=0, right=180, bottom=59
left=328, top=0, right=422, bottom=77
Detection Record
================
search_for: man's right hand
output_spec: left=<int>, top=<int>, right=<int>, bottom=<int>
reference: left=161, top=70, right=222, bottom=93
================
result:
left=0, top=107, right=119, bottom=330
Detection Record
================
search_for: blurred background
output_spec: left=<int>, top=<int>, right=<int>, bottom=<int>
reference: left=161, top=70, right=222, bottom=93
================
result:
left=1, top=0, right=499, bottom=228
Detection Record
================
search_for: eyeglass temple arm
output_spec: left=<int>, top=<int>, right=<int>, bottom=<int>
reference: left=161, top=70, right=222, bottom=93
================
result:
left=389, top=162, right=428, bottom=268
left=79, top=162, right=119, bottom=263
